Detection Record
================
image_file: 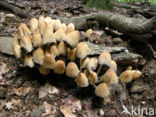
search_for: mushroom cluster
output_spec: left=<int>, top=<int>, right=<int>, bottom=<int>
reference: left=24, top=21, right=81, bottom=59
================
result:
left=12, top=16, right=142, bottom=99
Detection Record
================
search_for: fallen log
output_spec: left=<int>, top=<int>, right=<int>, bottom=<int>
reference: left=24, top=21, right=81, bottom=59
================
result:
left=0, top=0, right=33, bottom=18
left=0, top=36, right=142, bottom=66
left=51, top=12, right=156, bottom=43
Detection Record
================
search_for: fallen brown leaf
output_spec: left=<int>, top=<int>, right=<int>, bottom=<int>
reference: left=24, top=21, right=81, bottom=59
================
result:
left=15, top=87, right=31, bottom=96
left=0, top=63, right=9, bottom=80
left=60, top=105, right=77, bottom=117
left=39, top=83, right=59, bottom=99
left=42, top=101, right=52, bottom=116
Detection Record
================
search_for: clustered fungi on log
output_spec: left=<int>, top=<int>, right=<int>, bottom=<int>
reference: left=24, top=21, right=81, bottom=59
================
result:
left=12, top=16, right=142, bottom=99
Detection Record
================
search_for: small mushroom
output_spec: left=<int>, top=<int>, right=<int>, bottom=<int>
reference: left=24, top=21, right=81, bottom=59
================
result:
left=20, top=35, right=33, bottom=52
left=54, top=28, right=66, bottom=42
left=67, top=48, right=77, bottom=61
left=85, top=29, right=93, bottom=39
left=61, top=23, right=67, bottom=30
left=97, top=51, right=111, bottom=75
left=83, top=69, right=90, bottom=77
left=126, top=66, right=132, bottom=70
left=87, top=58, right=98, bottom=73
left=65, top=27, right=74, bottom=34
left=120, top=70, right=133, bottom=83
left=80, top=57, right=90, bottom=71
left=66, top=62, right=80, bottom=78
left=76, top=73, right=89, bottom=87
left=13, top=45, right=21, bottom=59
left=42, top=53, right=56, bottom=69
left=38, top=16, right=46, bottom=36
left=39, top=66, right=50, bottom=75
left=12, top=33, right=19, bottom=47
left=43, top=28, right=56, bottom=45
left=50, top=45, right=59, bottom=58
left=58, top=41, right=68, bottom=56
left=45, top=16, right=53, bottom=23
left=95, top=83, right=110, bottom=98
left=53, top=19, right=62, bottom=31
left=64, top=30, right=80, bottom=48
left=33, top=48, right=44, bottom=65
left=54, top=60, right=66, bottom=74
left=30, top=18, right=38, bottom=33
left=101, top=69, right=118, bottom=85
left=132, top=70, right=142, bottom=80
left=89, top=72, right=98, bottom=85
left=67, top=23, right=75, bottom=30
left=24, top=55, right=34, bottom=68
left=76, top=42, right=90, bottom=59
left=109, top=60, right=117, bottom=72
left=32, top=29, right=42, bottom=47
left=18, top=23, right=31, bottom=39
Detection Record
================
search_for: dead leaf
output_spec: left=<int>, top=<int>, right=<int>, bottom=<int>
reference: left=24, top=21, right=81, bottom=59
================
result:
left=60, top=96, right=81, bottom=117
left=39, top=83, right=59, bottom=99
left=15, top=87, right=31, bottom=96
left=11, top=98, right=21, bottom=106
left=0, top=63, right=9, bottom=80
left=0, top=100, right=6, bottom=110
left=5, top=101, right=14, bottom=110
left=60, top=105, right=77, bottom=117
left=61, top=96, right=82, bottom=113
left=42, top=101, right=52, bottom=116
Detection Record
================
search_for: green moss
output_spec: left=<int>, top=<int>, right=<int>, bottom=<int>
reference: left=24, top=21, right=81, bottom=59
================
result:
left=86, top=0, right=113, bottom=10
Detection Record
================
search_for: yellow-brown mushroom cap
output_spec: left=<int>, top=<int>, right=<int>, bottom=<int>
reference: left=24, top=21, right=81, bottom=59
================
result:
left=120, top=70, right=133, bottom=83
left=126, top=66, right=132, bottom=70
left=30, top=18, right=38, bottom=33
left=13, top=45, right=21, bottom=59
left=32, top=29, right=42, bottom=47
left=89, top=72, right=98, bottom=85
left=76, top=42, right=90, bottom=59
left=21, top=35, right=33, bottom=52
left=101, top=69, right=118, bottom=85
left=76, top=73, right=89, bottom=87
left=50, top=45, right=59, bottom=58
left=83, top=69, right=90, bottom=77
left=67, top=48, right=77, bottom=61
left=95, top=83, right=110, bottom=98
left=67, top=23, right=75, bottom=30
left=54, top=60, right=66, bottom=74
left=58, top=41, right=67, bottom=56
left=64, top=30, right=80, bottom=48
left=87, top=58, right=98, bottom=73
left=80, top=57, right=90, bottom=70
left=85, top=29, right=93, bottom=38
left=98, top=51, right=111, bottom=66
left=110, top=60, right=117, bottom=72
left=33, top=48, right=44, bottom=65
left=42, top=53, right=56, bottom=69
left=39, top=66, right=50, bottom=75
left=132, top=70, right=142, bottom=80
left=24, top=55, right=34, bottom=68
left=65, top=62, right=80, bottom=78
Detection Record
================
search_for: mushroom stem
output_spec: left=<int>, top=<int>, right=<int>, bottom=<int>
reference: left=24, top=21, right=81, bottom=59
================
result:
left=97, top=65, right=102, bottom=75
left=121, top=82, right=131, bottom=104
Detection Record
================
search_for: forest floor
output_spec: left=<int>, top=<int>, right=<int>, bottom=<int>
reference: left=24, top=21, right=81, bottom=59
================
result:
left=0, top=0, right=156, bottom=116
